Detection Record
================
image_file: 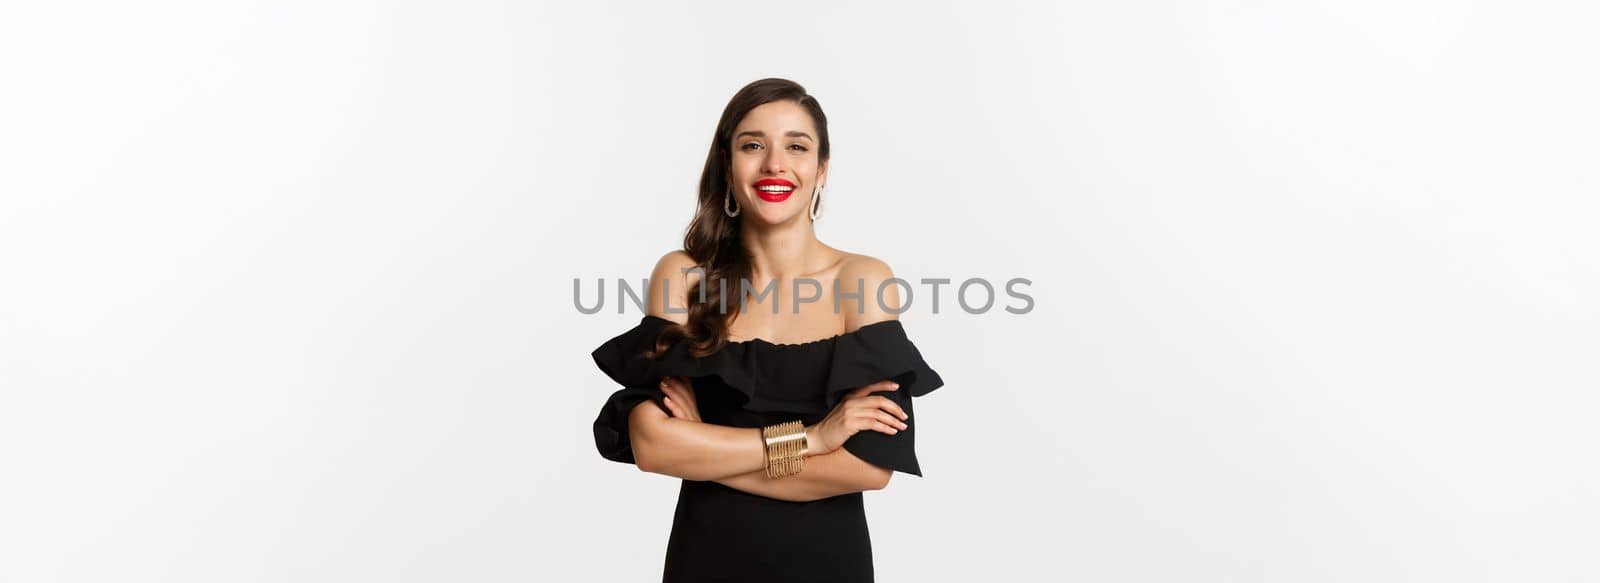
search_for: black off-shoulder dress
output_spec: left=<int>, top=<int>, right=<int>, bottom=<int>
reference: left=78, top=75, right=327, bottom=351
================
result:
left=591, top=314, right=945, bottom=583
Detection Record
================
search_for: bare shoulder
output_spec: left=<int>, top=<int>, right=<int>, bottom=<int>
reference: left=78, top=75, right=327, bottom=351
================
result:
left=838, top=252, right=893, bottom=281
left=646, top=249, right=700, bottom=324
left=836, top=252, right=900, bottom=331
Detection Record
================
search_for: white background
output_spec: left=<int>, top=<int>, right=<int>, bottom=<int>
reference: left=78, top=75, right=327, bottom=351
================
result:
left=2, top=1, right=1596, bottom=581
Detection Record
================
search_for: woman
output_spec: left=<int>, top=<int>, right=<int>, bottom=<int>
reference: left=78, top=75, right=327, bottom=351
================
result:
left=590, top=77, right=946, bottom=583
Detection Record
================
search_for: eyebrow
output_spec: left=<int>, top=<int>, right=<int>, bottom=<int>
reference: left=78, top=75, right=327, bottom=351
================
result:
left=734, top=130, right=813, bottom=141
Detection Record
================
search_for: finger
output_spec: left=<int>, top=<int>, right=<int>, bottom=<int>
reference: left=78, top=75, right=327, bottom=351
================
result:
left=661, top=380, right=698, bottom=415
left=847, top=380, right=900, bottom=401
left=848, top=406, right=907, bottom=430
left=873, top=410, right=909, bottom=430
left=864, top=419, right=899, bottom=435
left=661, top=383, right=688, bottom=407
left=847, top=407, right=902, bottom=432
left=845, top=381, right=890, bottom=400
left=662, top=395, right=683, bottom=417
left=871, top=396, right=909, bottom=421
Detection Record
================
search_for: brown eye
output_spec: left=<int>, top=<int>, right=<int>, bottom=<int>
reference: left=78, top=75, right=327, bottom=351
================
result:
left=741, top=143, right=761, bottom=151
left=789, top=144, right=808, bottom=152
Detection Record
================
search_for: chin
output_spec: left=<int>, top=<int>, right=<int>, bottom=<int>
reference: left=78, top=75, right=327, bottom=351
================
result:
left=749, top=209, right=793, bottom=225
left=735, top=199, right=779, bottom=219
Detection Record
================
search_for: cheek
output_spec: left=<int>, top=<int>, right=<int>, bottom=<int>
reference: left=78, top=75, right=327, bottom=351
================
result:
left=729, top=160, right=760, bottom=181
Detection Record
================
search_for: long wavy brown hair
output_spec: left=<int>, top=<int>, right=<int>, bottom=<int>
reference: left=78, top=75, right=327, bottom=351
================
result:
left=649, top=78, right=832, bottom=358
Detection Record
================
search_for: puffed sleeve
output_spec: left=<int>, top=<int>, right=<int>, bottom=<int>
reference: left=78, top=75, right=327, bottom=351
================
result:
left=824, top=320, right=945, bottom=477
left=590, top=316, right=673, bottom=465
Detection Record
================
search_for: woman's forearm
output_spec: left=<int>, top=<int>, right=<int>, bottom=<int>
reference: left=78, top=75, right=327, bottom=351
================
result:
left=713, top=447, right=891, bottom=502
left=630, top=402, right=886, bottom=489
left=632, top=413, right=766, bottom=481
left=632, top=402, right=834, bottom=481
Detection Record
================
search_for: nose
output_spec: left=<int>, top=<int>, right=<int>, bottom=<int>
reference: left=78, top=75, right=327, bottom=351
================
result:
left=762, top=148, right=787, bottom=176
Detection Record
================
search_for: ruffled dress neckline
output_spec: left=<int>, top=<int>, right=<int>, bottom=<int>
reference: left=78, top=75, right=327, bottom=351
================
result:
left=688, top=315, right=901, bottom=348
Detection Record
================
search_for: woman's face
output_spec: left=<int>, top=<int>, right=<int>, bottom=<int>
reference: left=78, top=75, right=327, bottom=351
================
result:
left=726, top=100, right=828, bottom=226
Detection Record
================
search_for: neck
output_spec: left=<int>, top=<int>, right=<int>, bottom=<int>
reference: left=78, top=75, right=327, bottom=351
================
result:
left=739, top=218, right=824, bottom=282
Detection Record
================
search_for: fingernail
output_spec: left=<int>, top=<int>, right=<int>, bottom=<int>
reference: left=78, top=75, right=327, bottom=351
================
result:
left=890, top=383, right=900, bottom=389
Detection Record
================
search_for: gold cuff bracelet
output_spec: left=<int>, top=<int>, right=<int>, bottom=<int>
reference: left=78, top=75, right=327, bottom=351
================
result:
left=762, top=420, right=808, bottom=478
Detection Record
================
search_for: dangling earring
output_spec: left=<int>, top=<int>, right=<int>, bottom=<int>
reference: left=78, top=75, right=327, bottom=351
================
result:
left=724, top=185, right=741, bottom=218
left=809, top=184, right=824, bottom=221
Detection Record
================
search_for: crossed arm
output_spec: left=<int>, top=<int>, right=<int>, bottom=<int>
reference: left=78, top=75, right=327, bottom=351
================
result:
left=628, top=250, right=903, bottom=502
left=628, top=401, right=892, bottom=502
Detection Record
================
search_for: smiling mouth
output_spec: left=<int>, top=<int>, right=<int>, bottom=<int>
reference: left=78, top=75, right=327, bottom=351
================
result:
left=754, top=183, right=794, bottom=202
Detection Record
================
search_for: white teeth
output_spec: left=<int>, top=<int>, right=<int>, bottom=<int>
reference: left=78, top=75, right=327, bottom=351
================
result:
left=756, top=185, right=794, bottom=192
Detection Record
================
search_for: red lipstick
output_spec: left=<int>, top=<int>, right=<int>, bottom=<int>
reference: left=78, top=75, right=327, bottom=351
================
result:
left=753, top=178, right=796, bottom=203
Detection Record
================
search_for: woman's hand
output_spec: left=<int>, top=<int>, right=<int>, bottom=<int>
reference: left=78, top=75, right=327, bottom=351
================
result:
left=659, top=375, right=701, bottom=422
left=805, top=380, right=910, bottom=456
